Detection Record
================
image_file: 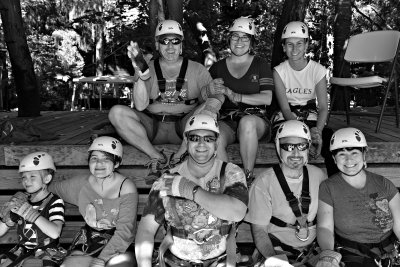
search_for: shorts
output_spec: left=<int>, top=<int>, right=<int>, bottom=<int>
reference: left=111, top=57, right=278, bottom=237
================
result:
left=219, top=109, right=272, bottom=142
left=135, top=109, right=195, bottom=144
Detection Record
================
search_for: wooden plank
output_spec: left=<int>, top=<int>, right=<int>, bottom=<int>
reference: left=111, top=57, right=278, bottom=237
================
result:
left=0, top=195, right=150, bottom=217
left=2, top=142, right=400, bottom=166
left=328, top=115, right=399, bottom=142
left=1, top=165, right=398, bottom=191
left=0, top=221, right=252, bottom=244
left=0, top=169, right=151, bottom=190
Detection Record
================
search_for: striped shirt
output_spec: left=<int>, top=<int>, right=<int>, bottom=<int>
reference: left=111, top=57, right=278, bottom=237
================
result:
left=18, top=193, right=65, bottom=249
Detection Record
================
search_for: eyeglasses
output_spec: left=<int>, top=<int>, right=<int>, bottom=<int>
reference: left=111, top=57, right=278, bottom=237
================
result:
left=230, top=34, right=250, bottom=42
left=280, top=143, right=309, bottom=152
left=188, top=135, right=217, bottom=143
left=158, top=38, right=182, bottom=45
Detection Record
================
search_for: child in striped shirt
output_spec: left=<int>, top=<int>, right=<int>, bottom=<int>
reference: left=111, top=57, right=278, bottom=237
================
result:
left=0, top=151, right=65, bottom=267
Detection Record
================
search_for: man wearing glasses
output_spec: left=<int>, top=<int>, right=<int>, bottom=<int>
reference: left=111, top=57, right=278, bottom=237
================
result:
left=135, top=114, right=248, bottom=267
left=245, top=120, right=327, bottom=266
left=108, top=20, right=214, bottom=184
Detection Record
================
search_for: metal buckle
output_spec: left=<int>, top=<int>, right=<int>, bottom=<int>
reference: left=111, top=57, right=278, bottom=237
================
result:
left=244, top=107, right=263, bottom=115
left=189, top=262, right=204, bottom=267
left=295, top=224, right=310, bottom=242
left=189, top=228, right=216, bottom=245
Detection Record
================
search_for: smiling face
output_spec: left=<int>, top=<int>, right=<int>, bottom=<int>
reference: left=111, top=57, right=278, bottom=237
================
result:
left=157, top=34, right=182, bottom=62
left=279, top=136, right=309, bottom=170
left=21, top=170, right=46, bottom=194
left=283, top=37, right=308, bottom=62
left=333, top=148, right=365, bottom=176
left=229, top=31, right=251, bottom=56
left=186, top=129, right=218, bottom=164
left=88, top=151, right=118, bottom=179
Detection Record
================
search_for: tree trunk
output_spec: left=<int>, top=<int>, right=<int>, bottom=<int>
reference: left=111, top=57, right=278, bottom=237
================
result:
left=149, top=0, right=161, bottom=45
left=95, top=24, right=104, bottom=76
left=166, top=0, right=183, bottom=24
left=0, top=0, right=40, bottom=117
left=331, top=0, right=352, bottom=111
left=185, top=0, right=215, bottom=64
left=271, top=0, right=310, bottom=69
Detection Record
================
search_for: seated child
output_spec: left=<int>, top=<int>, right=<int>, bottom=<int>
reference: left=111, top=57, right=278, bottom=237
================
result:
left=0, top=151, right=65, bottom=267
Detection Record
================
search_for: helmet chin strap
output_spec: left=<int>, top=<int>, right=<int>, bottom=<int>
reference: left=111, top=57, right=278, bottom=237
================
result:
left=340, top=167, right=364, bottom=177
left=28, top=186, right=45, bottom=201
left=231, top=49, right=249, bottom=57
left=96, top=171, right=113, bottom=180
left=189, top=152, right=216, bottom=166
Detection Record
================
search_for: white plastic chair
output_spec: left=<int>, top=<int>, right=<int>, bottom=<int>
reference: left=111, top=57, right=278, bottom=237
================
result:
left=329, top=30, right=400, bottom=132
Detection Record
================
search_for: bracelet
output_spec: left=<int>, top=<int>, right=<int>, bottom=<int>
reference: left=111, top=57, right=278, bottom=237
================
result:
left=192, top=185, right=201, bottom=201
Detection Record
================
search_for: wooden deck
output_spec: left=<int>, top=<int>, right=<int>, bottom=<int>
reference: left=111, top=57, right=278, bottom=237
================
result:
left=0, top=108, right=399, bottom=145
left=0, top=108, right=399, bottom=249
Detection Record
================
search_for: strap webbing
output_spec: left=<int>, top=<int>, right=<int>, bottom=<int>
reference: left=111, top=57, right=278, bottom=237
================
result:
left=154, top=57, right=188, bottom=93
left=336, top=233, right=397, bottom=260
left=271, top=165, right=310, bottom=225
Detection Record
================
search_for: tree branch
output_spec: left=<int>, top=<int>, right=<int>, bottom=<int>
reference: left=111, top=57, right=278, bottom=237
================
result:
left=351, top=2, right=383, bottom=30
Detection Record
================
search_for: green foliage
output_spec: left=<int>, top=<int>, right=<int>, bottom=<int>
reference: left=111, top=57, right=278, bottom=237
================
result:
left=2, top=0, right=400, bottom=110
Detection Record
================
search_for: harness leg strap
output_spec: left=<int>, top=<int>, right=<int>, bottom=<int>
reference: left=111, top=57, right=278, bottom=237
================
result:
left=159, top=228, right=174, bottom=267
left=226, top=223, right=237, bottom=267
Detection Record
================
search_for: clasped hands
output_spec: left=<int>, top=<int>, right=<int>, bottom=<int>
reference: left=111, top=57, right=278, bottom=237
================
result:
left=1, top=192, right=40, bottom=224
left=309, top=127, right=323, bottom=159
left=207, top=78, right=242, bottom=104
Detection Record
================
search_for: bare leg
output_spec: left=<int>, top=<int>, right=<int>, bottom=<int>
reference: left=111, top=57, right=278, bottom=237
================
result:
left=108, top=105, right=163, bottom=159
left=216, top=122, right=235, bottom=162
left=237, top=116, right=267, bottom=172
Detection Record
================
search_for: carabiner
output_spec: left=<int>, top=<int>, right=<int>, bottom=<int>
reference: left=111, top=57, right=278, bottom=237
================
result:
left=295, top=225, right=310, bottom=242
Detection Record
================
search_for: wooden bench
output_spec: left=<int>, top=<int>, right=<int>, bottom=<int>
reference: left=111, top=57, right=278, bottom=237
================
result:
left=0, top=142, right=399, bottom=247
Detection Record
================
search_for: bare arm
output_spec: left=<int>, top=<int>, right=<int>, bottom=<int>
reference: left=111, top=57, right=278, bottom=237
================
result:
left=389, top=193, right=400, bottom=239
left=0, top=221, right=9, bottom=237
left=193, top=189, right=247, bottom=222
left=273, top=70, right=296, bottom=120
left=241, top=90, right=272, bottom=106
left=35, top=218, right=63, bottom=239
left=135, top=215, right=161, bottom=267
left=317, top=200, right=335, bottom=250
left=315, top=77, right=328, bottom=132
left=133, top=78, right=150, bottom=111
left=251, top=224, right=276, bottom=258
left=99, top=179, right=138, bottom=261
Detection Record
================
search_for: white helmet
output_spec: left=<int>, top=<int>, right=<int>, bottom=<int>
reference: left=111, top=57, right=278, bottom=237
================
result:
left=155, top=20, right=184, bottom=39
left=275, top=120, right=311, bottom=157
left=88, top=136, right=123, bottom=158
left=330, top=128, right=367, bottom=151
left=19, top=151, right=56, bottom=172
left=229, top=17, right=256, bottom=36
left=281, top=21, right=309, bottom=39
left=184, top=114, right=219, bottom=136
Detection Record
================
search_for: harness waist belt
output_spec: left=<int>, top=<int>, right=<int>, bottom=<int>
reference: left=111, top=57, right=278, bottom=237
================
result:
left=164, top=250, right=225, bottom=267
left=149, top=98, right=198, bottom=105
left=290, top=103, right=317, bottom=111
left=336, top=233, right=396, bottom=251
left=170, top=224, right=232, bottom=239
left=270, top=216, right=316, bottom=229
left=151, top=113, right=184, bottom=122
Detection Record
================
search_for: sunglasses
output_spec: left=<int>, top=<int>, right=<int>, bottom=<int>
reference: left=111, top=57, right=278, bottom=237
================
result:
left=158, top=38, right=182, bottom=45
left=280, top=143, right=310, bottom=152
left=188, top=135, right=217, bottom=143
left=230, top=34, right=250, bottom=42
